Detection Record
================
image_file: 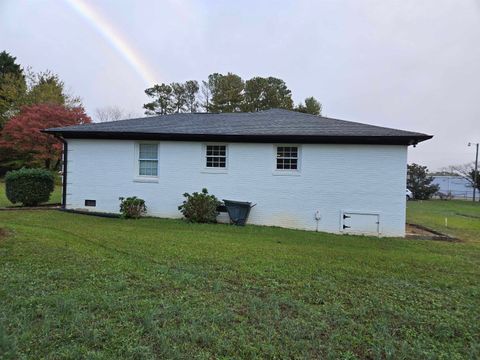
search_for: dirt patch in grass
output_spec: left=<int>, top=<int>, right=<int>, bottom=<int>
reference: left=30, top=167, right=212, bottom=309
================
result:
left=0, top=228, right=10, bottom=241
left=455, top=212, right=480, bottom=219
left=406, top=223, right=460, bottom=242
left=0, top=204, right=61, bottom=211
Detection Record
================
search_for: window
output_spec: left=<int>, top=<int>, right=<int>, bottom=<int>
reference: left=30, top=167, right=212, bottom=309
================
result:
left=276, top=146, right=298, bottom=170
left=138, top=144, right=158, bottom=176
left=205, top=145, right=227, bottom=168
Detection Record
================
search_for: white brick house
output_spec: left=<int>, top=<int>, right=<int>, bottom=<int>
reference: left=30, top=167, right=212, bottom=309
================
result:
left=45, top=109, right=432, bottom=237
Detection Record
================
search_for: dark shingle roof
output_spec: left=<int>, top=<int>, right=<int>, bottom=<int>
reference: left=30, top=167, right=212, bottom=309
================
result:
left=44, top=108, right=432, bottom=145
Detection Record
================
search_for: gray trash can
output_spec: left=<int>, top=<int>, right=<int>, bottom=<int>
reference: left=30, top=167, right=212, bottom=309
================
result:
left=223, top=199, right=255, bottom=226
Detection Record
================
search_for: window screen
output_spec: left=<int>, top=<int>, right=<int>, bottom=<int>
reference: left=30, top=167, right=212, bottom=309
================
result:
left=206, top=145, right=227, bottom=168
left=276, top=146, right=298, bottom=170
left=139, top=144, right=158, bottom=176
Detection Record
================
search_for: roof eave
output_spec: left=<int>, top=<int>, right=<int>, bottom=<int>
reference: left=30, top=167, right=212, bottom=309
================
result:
left=42, top=130, right=433, bottom=145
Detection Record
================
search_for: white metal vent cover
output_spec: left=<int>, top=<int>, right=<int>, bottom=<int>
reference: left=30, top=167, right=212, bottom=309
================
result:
left=340, top=211, right=381, bottom=236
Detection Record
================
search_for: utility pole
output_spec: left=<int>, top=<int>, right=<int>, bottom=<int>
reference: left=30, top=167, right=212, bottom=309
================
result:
left=468, top=142, right=479, bottom=202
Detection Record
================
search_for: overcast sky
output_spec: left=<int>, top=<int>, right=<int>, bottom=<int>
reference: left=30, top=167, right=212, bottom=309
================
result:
left=1, top=0, right=479, bottom=170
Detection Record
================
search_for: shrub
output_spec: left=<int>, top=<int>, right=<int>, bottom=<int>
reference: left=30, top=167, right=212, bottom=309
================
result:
left=437, top=191, right=454, bottom=200
left=178, top=188, right=221, bottom=223
left=119, top=196, right=147, bottom=219
left=407, top=163, right=439, bottom=200
left=5, top=168, right=55, bottom=206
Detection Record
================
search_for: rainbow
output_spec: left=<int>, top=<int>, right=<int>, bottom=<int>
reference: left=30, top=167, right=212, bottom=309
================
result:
left=64, top=0, right=159, bottom=86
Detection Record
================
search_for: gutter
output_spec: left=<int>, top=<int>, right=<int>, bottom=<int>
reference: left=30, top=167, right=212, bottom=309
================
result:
left=51, top=134, right=68, bottom=209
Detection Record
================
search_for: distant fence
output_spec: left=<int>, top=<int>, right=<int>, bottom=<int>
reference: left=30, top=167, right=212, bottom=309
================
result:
left=433, top=190, right=474, bottom=200
left=431, top=176, right=475, bottom=200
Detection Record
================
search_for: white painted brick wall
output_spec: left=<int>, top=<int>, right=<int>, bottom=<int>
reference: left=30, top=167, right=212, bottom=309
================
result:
left=65, top=139, right=408, bottom=236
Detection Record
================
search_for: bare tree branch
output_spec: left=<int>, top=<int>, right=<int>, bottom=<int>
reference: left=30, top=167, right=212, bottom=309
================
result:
left=445, top=162, right=478, bottom=189
left=95, top=106, right=137, bottom=122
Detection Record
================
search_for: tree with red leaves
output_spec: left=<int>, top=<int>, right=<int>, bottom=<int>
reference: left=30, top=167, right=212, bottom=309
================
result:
left=1, top=104, right=91, bottom=169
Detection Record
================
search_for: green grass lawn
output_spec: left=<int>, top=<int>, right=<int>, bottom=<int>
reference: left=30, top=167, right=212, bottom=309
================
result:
left=407, top=200, right=480, bottom=243
left=0, top=202, right=479, bottom=359
left=0, top=182, right=61, bottom=207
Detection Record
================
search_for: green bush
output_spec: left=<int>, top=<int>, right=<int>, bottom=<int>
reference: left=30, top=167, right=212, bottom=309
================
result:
left=407, top=163, right=439, bottom=200
left=5, top=168, right=55, bottom=206
left=119, top=196, right=147, bottom=219
left=178, top=188, right=221, bottom=223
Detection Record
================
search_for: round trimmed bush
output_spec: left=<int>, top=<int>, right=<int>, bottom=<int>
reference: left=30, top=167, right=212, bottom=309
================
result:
left=119, top=196, right=147, bottom=219
left=5, top=168, right=55, bottom=206
left=178, top=188, right=221, bottom=223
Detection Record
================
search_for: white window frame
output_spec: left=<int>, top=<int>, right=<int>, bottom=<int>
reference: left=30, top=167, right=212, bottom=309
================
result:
left=272, top=144, right=301, bottom=176
left=134, top=142, right=159, bottom=182
left=202, top=143, right=228, bottom=174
